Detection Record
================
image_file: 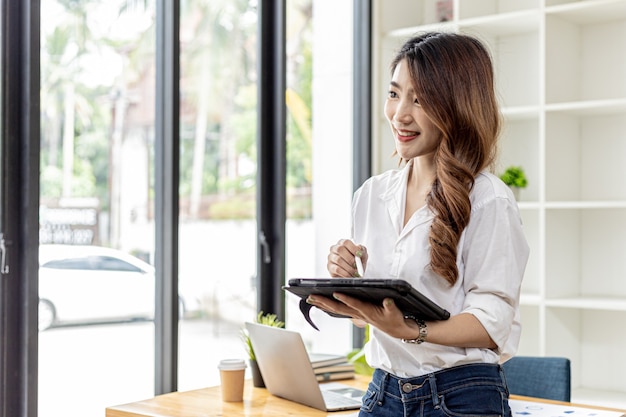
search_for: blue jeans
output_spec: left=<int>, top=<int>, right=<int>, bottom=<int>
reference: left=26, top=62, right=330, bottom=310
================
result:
left=359, top=364, right=511, bottom=417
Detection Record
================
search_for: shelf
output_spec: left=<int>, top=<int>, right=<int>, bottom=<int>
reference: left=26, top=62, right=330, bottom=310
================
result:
left=499, top=118, right=540, bottom=200
left=516, top=202, right=540, bottom=210
left=546, top=98, right=626, bottom=115
left=501, top=106, right=540, bottom=120
left=546, top=297, right=626, bottom=312
left=519, top=293, right=541, bottom=306
left=386, top=1, right=626, bottom=37
left=545, top=10, right=626, bottom=103
left=374, top=0, right=626, bottom=406
left=386, top=10, right=540, bottom=38
left=458, top=1, right=540, bottom=20
left=387, top=22, right=456, bottom=38
left=458, top=9, right=540, bottom=36
left=545, top=201, right=626, bottom=209
left=521, top=292, right=626, bottom=312
left=545, top=113, right=626, bottom=202
left=546, top=0, right=626, bottom=25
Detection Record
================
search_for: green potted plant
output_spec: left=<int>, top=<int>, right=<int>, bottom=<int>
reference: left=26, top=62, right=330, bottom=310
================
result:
left=347, top=325, right=374, bottom=376
left=499, top=165, right=528, bottom=200
left=241, top=311, right=285, bottom=387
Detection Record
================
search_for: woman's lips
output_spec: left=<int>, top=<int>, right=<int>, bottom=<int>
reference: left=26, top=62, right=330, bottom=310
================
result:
left=396, top=130, right=419, bottom=142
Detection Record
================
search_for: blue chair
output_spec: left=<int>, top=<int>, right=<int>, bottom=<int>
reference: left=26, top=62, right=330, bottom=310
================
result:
left=501, top=356, right=571, bottom=402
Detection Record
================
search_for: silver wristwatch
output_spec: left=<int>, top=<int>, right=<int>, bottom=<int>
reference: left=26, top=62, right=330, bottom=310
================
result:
left=401, top=315, right=428, bottom=344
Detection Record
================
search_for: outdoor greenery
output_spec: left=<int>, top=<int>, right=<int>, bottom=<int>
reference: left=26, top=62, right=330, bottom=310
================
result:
left=40, top=0, right=314, bottom=245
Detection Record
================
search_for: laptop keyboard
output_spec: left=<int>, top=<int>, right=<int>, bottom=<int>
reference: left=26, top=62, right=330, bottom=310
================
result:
left=322, top=390, right=363, bottom=408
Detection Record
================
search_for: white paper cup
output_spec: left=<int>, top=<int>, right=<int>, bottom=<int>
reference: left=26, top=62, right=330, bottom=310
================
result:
left=218, top=359, right=247, bottom=402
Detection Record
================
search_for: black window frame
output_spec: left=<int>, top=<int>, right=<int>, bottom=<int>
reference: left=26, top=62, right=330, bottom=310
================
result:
left=1, top=1, right=41, bottom=416
left=256, top=0, right=287, bottom=322
left=154, top=0, right=180, bottom=395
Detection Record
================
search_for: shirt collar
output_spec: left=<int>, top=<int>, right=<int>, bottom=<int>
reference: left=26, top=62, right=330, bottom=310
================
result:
left=379, top=162, right=433, bottom=236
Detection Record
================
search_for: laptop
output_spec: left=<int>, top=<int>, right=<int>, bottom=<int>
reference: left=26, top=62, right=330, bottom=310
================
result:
left=245, top=322, right=365, bottom=411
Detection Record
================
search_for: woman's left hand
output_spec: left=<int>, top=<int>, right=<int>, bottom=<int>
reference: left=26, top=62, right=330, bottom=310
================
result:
left=306, top=292, right=412, bottom=339
left=306, top=292, right=498, bottom=348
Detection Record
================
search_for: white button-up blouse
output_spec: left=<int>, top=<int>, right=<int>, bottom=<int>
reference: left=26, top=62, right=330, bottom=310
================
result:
left=354, top=162, right=530, bottom=377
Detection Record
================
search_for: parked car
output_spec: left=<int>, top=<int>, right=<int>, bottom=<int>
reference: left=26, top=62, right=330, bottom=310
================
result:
left=38, top=244, right=199, bottom=330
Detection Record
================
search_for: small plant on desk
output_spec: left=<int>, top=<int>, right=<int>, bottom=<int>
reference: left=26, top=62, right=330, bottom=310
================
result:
left=241, top=311, right=285, bottom=387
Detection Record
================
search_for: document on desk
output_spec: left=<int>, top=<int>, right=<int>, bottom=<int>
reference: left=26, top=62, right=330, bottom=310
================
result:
left=510, top=399, right=625, bottom=417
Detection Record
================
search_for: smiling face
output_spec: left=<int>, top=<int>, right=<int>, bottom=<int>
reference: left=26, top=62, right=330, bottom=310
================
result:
left=384, top=59, right=442, bottom=162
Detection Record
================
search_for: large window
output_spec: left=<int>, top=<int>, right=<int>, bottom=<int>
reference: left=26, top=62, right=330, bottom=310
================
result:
left=284, top=0, right=356, bottom=354
left=3, top=0, right=358, bottom=415
left=39, top=1, right=157, bottom=415
left=176, top=0, right=358, bottom=390
left=177, top=0, right=259, bottom=390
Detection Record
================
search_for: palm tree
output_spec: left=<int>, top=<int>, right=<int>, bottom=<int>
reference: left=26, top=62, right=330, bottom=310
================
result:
left=41, top=0, right=93, bottom=199
left=180, top=0, right=256, bottom=218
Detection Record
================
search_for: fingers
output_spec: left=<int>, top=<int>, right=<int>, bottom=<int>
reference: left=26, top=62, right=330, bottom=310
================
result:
left=327, top=239, right=368, bottom=278
left=307, top=290, right=407, bottom=339
left=330, top=292, right=387, bottom=324
left=382, top=298, right=396, bottom=310
left=306, top=293, right=361, bottom=319
left=335, top=294, right=403, bottom=332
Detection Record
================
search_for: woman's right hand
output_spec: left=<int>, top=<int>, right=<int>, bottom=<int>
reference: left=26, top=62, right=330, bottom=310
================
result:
left=327, top=239, right=368, bottom=278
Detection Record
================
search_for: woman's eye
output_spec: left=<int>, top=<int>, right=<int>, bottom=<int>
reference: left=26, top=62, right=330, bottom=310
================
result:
left=388, top=90, right=398, bottom=98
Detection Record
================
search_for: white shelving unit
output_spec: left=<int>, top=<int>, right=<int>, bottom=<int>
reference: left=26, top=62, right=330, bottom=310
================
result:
left=372, top=0, right=626, bottom=408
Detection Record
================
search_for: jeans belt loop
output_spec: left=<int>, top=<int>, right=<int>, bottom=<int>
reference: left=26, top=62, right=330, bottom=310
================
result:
left=377, top=371, right=389, bottom=403
left=428, top=373, right=440, bottom=408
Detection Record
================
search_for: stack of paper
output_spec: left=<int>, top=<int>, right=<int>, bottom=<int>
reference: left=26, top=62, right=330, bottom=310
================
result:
left=309, top=353, right=355, bottom=382
left=509, top=399, right=625, bottom=417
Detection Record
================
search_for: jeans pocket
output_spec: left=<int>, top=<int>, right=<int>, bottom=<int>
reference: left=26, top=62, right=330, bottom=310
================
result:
left=359, top=388, right=379, bottom=414
left=439, top=384, right=509, bottom=417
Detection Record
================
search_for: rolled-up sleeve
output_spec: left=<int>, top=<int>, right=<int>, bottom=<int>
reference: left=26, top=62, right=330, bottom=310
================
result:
left=460, top=195, right=530, bottom=353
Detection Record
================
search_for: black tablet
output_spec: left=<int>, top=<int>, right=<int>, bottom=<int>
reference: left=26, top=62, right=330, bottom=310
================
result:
left=284, top=278, right=450, bottom=321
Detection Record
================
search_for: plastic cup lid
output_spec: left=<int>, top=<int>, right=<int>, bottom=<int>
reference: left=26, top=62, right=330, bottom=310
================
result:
left=218, top=359, right=247, bottom=371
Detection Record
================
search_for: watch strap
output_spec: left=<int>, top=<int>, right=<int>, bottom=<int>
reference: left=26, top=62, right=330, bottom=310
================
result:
left=401, top=315, right=427, bottom=344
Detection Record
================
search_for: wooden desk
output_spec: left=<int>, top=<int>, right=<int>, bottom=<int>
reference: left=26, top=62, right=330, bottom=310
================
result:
left=106, top=375, right=626, bottom=417
left=106, top=376, right=369, bottom=417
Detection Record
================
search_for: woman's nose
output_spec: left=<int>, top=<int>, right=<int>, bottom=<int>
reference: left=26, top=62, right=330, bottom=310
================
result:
left=393, top=99, right=413, bottom=123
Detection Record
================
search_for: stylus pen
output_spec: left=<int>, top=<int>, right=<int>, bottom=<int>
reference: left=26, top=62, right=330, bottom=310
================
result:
left=355, top=255, right=364, bottom=277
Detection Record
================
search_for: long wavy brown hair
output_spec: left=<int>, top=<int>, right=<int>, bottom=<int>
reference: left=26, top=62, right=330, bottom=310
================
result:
left=390, top=32, right=501, bottom=285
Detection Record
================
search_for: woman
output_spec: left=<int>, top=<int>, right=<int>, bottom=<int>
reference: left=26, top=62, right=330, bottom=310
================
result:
left=306, top=32, right=529, bottom=416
